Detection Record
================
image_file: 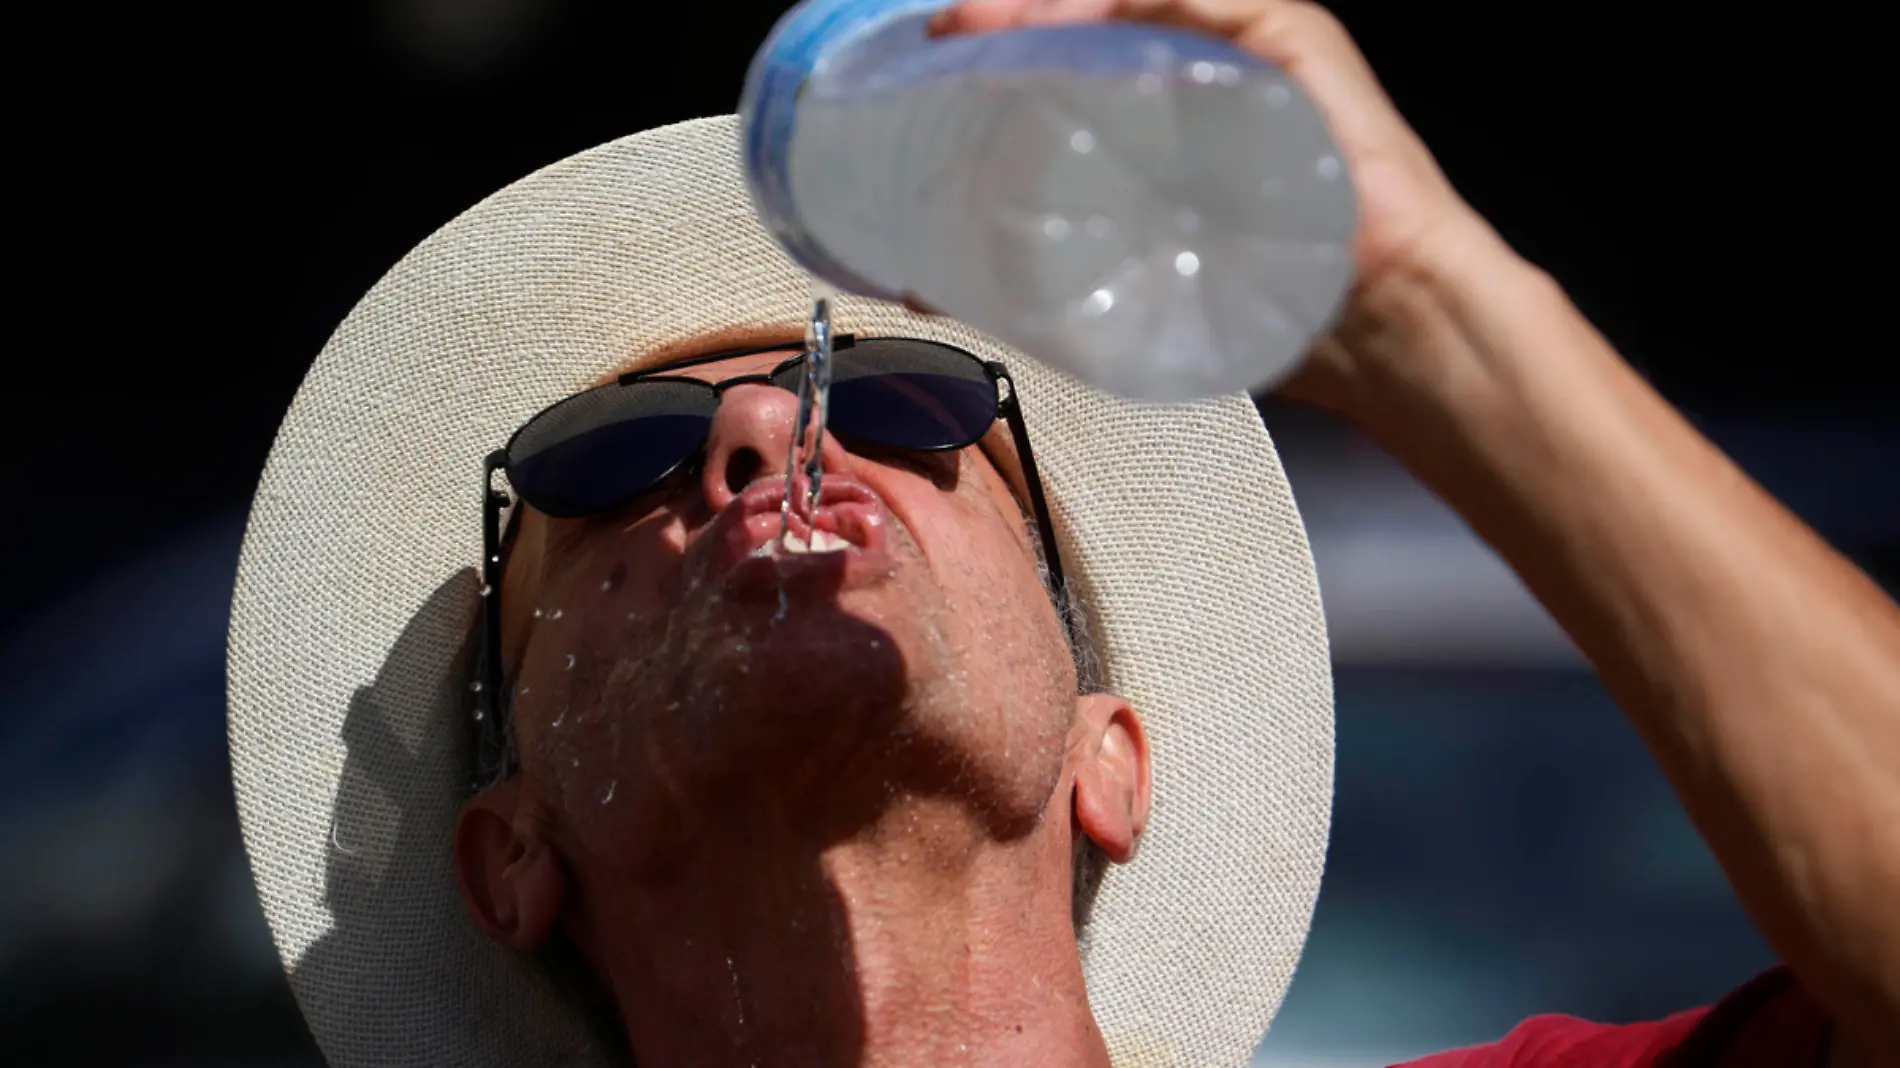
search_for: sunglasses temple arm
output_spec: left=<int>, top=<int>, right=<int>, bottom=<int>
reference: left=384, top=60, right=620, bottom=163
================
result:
left=993, top=371, right=1068, bottom=604
left=476, top=451, right=511, bottom=784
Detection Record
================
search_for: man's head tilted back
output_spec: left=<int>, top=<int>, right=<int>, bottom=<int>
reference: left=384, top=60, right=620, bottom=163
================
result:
left=452, top=327, right=1151, bottom=1061
left=227, top=115, right=1334, bottom=1068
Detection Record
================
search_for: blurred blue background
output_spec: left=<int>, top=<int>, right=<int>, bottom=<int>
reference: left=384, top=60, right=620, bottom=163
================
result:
left=3, top=1, right=1874, bottom=1065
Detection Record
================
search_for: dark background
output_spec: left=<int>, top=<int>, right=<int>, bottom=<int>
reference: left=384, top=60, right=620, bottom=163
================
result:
left=2, top=1, right=1879, bottom=1065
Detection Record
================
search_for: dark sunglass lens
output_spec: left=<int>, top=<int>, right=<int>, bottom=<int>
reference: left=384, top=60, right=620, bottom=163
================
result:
left=505, top=380, right=715, bottom=516
left=817, top=340, right=997, bottom=450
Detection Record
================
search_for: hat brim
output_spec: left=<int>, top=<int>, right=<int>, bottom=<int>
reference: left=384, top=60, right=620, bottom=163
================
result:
left=227, top=115, right=1333, bottom=1067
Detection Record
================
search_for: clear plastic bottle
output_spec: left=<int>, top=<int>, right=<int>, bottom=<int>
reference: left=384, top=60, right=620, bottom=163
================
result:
left=741, top=0, right=1357, bottom=402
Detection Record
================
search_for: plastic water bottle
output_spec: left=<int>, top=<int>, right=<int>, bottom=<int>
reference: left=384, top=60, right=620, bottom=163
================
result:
left=741, top=0, right=1357, bottom=402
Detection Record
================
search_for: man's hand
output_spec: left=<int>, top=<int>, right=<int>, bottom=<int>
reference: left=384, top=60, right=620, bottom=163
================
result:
left=944, top=1, right=1900, bottom=1056
left=929, top=0, right=1502, bottom=415
left=932, top=0, right=1474, bottom=282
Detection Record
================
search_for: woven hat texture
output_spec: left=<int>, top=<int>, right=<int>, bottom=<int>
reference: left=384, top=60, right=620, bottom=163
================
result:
left=227, top=114, right=1334, bottom=1068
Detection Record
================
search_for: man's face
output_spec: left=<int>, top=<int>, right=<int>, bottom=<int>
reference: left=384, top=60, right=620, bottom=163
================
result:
left=496, top=334, right=1082, bottom=876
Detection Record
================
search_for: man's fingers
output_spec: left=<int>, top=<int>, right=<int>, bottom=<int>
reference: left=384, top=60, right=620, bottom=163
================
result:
left=937, top=0, right=1374, bottom=93
left=927, top=0, right=1452, bottom=254
left=1110, top=0, right=1266, bottom=39
left=1225, top=1, right=1442, bottom=179
left=1080, top=0, right=1374, bottom=88
left=1101, top=0, right=1439, bottom=208
left=929, top=0, right=1043, bottom=35
left=1225, top=0, right=1378, bottom=89
left=939, top=0, right=1415, bottom=160
left=949, top=0, right=1252, bottom=35
left=1015, top=0, right=1121, bottom=25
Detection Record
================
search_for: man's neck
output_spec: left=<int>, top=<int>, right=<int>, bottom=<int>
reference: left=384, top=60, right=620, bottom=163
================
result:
left=581, top=794, right=1109, bottom=1068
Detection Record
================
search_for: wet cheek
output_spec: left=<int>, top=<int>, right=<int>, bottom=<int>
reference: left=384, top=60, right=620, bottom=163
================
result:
left=508, top=546, right=676, bottom=790
left=532, top=519, right=686, bottom=646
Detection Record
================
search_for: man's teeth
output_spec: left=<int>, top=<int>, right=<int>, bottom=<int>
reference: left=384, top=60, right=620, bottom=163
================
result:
left=786, top=529, right=851, bottom=554
left=752, top=529, right=851, bottom=558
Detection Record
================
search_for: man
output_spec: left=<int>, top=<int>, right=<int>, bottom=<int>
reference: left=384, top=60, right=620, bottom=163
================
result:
left=227, top=0, right=1900, bottom=1065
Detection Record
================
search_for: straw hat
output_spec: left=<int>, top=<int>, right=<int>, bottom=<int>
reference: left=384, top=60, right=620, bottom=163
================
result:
left=227, top=114, right=1333, bottom=1068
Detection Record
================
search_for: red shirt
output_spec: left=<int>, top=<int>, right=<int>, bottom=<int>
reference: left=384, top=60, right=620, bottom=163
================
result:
left=1394, top=969, right=1833, bottom=1068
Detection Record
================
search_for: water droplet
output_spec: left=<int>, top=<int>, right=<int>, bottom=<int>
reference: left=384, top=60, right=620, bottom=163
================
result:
left=666, top=700, right=681, bottom=711
left=1068, top=128, right=1095, bottom=154
left=490, top=554, right=501, bottom=564
left=1188, top=60, right=1216, bottom=84
left=479, top=583, right=493, bottom=597
left=1042, top=215, right=1071, bottom=239
left=599, top=578, right=613, bottom=592
left=469, top=680, right=483, bottom=693
left=472, top=708, right=485, bottom=721
left=1174, top=250, right=1202, bottom=277
left=518, top=685, right=531, bottom=697
left=571, top=756, right=580, bottom=768
left=1317, top=154, right=1341, bottom=180
left=869, top=639, right=881, bottom=650
left=599, top=780, right=617, bottom=804
left=548, top=608, right=564, bottom=621
left=1265, top=83, right=1291, bottom=108
left=728, top=956, right=746, bottom=1027
left=532, top=608, right=544, bottom=619
left=564, top=653, right=577, bottom=670
left=1083, top=288, right=1114, bottom=315
left=552, top=709, right=565, bottom=728
left=1214, top=63, right=1241, bottom=86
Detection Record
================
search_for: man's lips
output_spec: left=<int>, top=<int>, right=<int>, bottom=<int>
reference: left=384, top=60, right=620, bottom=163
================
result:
left=694, top=476, right=896, bottom=596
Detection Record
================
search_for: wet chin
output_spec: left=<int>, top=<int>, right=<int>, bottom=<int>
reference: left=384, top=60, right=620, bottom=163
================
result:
left=693, top=608, right=1066, bottom=839
left=610, top=588, right=919, bottom=788
left=573, top=539, right=1071, bottom=847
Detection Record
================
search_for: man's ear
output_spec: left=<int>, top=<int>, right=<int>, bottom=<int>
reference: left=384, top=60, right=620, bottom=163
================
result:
left=1070, top=693, right=1152, bottom=863
left=453, top=778, right=565, bottom=951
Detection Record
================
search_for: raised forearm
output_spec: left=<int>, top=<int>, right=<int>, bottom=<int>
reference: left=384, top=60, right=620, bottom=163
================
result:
left=1326, top=219, right=1900, bottom=1051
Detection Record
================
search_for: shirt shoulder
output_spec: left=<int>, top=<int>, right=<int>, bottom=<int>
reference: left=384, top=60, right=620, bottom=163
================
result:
left=1388, top=968, right=1832, bottom=1068
left=1390, top=1007, right=1709, bottom=1068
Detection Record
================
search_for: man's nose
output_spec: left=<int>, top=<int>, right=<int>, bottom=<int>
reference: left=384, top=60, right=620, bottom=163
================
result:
left=699, top=380, right=856, bottom=512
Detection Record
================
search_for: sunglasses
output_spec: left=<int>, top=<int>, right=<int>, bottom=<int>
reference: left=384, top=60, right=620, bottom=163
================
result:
left=470, top=335, right=1066, bottom=781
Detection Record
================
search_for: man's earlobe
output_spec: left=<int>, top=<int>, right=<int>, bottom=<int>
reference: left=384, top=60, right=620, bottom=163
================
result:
left=452, top=779, right=565, bottom=951
left=1070, top=694, right=1152, bottom=863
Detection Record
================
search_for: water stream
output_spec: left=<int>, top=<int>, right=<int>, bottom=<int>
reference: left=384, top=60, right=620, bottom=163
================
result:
left=777, top=283, right=839, bottom=547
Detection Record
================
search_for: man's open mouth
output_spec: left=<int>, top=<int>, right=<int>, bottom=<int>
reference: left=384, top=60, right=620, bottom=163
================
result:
left=739, top=477, right=883, bottom=553
left=696, top=476, right=896, bottom=597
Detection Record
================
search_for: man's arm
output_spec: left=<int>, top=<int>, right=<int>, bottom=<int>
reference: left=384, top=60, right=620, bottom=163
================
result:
left=934, top=0, right=1898, bottom=1050
left=1306, top=215, right=1900, bottom=1056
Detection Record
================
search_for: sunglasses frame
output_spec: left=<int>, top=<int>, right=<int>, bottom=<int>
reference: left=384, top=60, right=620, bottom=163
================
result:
left=470, top=336, right=1066, bottom=783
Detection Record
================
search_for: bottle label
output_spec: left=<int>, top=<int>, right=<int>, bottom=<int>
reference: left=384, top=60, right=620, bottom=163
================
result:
left=741, top=0, right=944, bottom=297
